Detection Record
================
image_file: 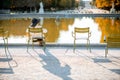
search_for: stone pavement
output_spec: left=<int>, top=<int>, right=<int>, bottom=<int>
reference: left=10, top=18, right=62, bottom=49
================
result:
left=0, top=46, right=120, bottom=80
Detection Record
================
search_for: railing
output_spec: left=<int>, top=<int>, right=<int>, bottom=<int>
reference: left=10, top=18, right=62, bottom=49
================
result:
left=0, top=13, right=120, bottom=19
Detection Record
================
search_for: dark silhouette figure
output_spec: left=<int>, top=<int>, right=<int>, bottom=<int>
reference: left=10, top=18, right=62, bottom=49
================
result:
left=39, top=49, right=72, bottom=80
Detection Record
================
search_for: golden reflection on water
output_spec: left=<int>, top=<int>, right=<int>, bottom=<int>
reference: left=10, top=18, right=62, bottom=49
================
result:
left=94, top=17, right=120, bottom=43
left=42, top=18, right=74, bottom=42
left=0, top=18, right=30, bottom=36
left=0, top=17, right=120, bottom=44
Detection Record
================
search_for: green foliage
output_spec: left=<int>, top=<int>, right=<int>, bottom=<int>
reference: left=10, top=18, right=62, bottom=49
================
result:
left=0, top=0, right=77, bottom=11
left=94, top=0, right=120, bottom=11
left=0, top=0, right=10, bottom=9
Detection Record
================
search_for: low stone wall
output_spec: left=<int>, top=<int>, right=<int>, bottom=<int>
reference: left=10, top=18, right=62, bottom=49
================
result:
left=0, top=10, right=10, bottom=14
left=0, top=13, right=120, bottom=20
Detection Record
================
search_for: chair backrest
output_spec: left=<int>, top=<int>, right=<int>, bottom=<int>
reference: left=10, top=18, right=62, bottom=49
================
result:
left=0, top=27, right=4, bottom=32
left=28, top=27, right=43, bottom=33
left=28, top=27, right=45, bottom=39
left=0, top=27, right=5, bottom=36
left=107, top=35, right=120, bottom=48
left=74, top=27, right=89, bottom=33
left=0, top=27, right=9, bottom=39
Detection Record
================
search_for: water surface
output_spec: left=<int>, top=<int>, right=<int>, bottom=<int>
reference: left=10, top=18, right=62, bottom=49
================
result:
left=0, top=17, right=120, bottom=44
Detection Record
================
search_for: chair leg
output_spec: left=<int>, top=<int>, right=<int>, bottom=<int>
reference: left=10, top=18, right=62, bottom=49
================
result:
left=43, top=41, right=46, bottom=51
left=86, top=39, right=89, bottom=50
left=3, top=38, right=7, bottom=53
left=88, top=39, right=91, bottom=53
left=3, top=38, right=10, bottom=59
left=6, top=38, right=8, bottom=50
left=27, top=40, right=30, bottom=52
left=105, top=47, right=108, bottom=58
left=32, top=40, right=34, bottom=50
left=73, top=39, right=76, bottom=53
left=87, top=39, right=91, bottom=53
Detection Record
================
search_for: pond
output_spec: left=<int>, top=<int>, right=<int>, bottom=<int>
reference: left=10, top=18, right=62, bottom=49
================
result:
left=0, top=17, right=120, bottom=44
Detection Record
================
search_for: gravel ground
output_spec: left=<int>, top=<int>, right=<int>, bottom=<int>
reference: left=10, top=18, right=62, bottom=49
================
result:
left=0, top=46, right=120, bottom=80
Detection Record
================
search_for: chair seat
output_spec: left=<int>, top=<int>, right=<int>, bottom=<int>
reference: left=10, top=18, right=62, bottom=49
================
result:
left=75, top=37, right=89, bottom=40
left=32, top=36, right=44, bottom=39
left=32, top=37, right=44, bottom=42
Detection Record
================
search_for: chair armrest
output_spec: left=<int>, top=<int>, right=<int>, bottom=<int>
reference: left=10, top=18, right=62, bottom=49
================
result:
left=42, top=28, right=48, bottom=39
left=4, top=31, right=9, bottom=38
left=89, top=32, right=91, bottom=37
left=72, top=31, right=75, bottom=38
left=104, top=36, right=106, bottom=42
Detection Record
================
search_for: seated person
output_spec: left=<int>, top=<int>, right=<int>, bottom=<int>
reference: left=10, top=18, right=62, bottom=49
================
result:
left=27, top=18, right=44, bottom=46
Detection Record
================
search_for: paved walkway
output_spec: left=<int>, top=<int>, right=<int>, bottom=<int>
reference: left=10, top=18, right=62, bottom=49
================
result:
left=0, top=46, right=120, bottom=80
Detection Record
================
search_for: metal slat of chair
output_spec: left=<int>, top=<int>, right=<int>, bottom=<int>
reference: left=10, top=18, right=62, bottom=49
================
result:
left=105, top=35, right=120, bottom=58
left=72, top=27, right=91, bottom=53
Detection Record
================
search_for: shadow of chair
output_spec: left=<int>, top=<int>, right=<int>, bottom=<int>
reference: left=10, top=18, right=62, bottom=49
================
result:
left=0, top=58, right=14, bottom=74
left=39, top=48, right=72, bottom=80
left=0, top=27, right=9, bottom=53
left=109, top=69, right=120, bottom=74
left=27, top=27, right=46, bottom=51
left=105, top=35, right=120, bottom=58
left=72, top=27, right=91, bottom=53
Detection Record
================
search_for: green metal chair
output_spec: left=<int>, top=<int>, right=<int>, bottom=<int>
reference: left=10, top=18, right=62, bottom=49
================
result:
left=0, top=27, right=9, bottom=53
left=72, top=27, right=91, bottom=52
left=105, top=35, right=120, bottom=58
left=27, top=27, right=46, bottom=51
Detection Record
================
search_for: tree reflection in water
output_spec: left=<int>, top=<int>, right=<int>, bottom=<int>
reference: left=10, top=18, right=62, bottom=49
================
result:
left=0, top=17, right=120, bottom=44
left=94, top=17, right=120, bottom=43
